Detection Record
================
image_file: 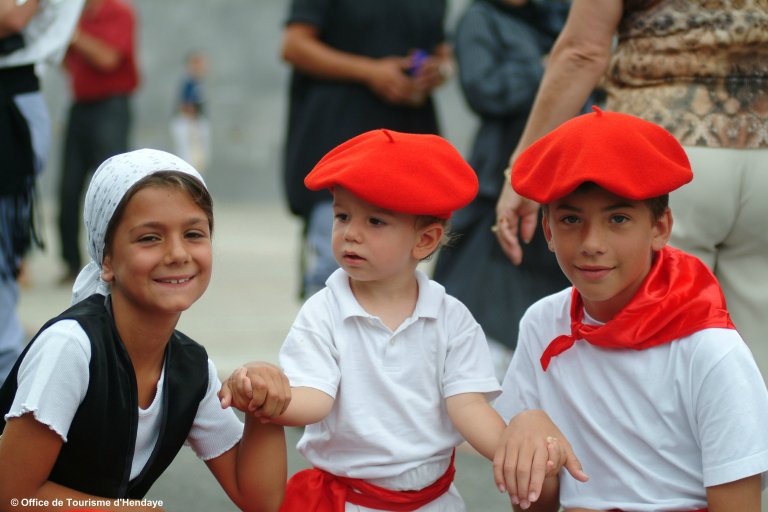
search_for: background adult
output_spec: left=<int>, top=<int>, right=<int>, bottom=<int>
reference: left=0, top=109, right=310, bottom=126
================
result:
left=494, top=0, right=768, bottom=375
left=281, top=0, right=454, bottom=298
left=432, top=0, right=571, bottom=379
left=56, top=0, right=138, bottom=284
left=0, top=0, right=84, bottom=383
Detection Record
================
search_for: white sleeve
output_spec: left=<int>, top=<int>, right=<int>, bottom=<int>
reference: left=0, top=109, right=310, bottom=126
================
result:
left=278, top=303, right=340, bottom=398
left=442, top=300, right=501, bottom=400
left=694, top=332, right=768, bottom=487
left=185, top=359, right=244, bottom=461
left=495, top=314, right=542, bottom=423
left=5, top=320, right=90, bottom=442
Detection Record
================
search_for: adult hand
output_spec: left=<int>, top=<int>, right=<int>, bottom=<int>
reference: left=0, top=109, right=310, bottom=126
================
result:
left=495, top=171, right=541, bottom=265
left=366, top=56, right=417, bottom=105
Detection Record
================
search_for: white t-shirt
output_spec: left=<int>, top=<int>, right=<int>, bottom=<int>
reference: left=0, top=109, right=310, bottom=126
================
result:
left=280, top=269, right=500, bottom=491
left=5, top=320, right=243, bottom=480
left=496, top=288, right=768, bottom=511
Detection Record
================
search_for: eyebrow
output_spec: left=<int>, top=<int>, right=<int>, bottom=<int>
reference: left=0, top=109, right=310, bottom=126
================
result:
left=554, top=201, right=636, bottom=212
left=130, top=217, right=208, bottom=230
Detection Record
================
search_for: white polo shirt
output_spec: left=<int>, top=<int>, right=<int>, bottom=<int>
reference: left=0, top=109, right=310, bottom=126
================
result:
left=280, top=269, right=500, bottom=489
left=496, top=288, right=768, bottom=511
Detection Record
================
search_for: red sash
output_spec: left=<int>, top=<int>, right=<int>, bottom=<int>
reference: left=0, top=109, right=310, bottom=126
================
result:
left=279, top=451, right=456, bottom=512
left=541, top=247, right=735, bottom=371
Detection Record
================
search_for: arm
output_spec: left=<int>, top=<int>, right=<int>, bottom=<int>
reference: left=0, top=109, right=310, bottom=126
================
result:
left=281, top=22, right=416, bottom=105
left=219, top=363, right=333, bottom=427
left=0, top=414, right=164, bottom=512
left=68, top=28, right=123, bottom=72
left=706, top=475, right=761, bottom=512
left=445, top=392, right=505, bottom=461
left=495, top=0, right=621, bottom=264
left=204, top=418, right=286, bottom=512
left=493, top=410, right=587, bottom=511
left=0, top=0, right=37, bottom=37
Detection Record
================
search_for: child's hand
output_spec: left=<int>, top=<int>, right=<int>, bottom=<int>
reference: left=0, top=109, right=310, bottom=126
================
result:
left=218, top=362, right=291, bottom=421
left=493, top=410, right=588, bottom=509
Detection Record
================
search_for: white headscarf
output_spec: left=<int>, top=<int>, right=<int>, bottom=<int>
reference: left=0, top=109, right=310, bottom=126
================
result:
left=71, top=149, right=206, bottom=305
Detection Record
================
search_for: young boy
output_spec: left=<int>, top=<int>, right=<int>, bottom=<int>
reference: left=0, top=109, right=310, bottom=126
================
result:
left=220, top=129, right=506, bottom=510
left=494, top=107, right=768, bottom=511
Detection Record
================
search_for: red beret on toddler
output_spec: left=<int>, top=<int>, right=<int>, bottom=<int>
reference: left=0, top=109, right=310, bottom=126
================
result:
left=304, top=129, right=478, bottom=219
left=512, top=107, right=693, bottom=203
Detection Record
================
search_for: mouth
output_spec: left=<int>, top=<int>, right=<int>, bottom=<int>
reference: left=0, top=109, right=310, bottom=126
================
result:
left=575, top=265, right=612, bottom=280
left=343, top=252, right=365, bottom=263
left=156, top=276, right=194, bottom=285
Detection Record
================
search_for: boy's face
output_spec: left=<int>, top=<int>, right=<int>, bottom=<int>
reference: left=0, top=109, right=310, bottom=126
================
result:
left=542, top=186, right=671, bottom=322
left=331, top=186, right=442, bottom=285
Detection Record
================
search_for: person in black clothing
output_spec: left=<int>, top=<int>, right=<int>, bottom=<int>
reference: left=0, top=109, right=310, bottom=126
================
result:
left=281, top=0, right=454, bottom=298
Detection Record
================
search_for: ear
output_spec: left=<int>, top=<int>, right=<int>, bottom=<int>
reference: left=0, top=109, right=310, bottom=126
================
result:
left=101, top=254, right=115, bottom=283
left=650, top=207, right=673, bottom=251
left=541, top=214, right=555, bottom=252
left=413, top=222, right=443, bottom=260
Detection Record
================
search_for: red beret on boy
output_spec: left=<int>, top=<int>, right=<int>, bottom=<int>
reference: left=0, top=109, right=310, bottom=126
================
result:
left=512, top=107, right=693, bottom=203
left=304, top=129, right=478, bottom=219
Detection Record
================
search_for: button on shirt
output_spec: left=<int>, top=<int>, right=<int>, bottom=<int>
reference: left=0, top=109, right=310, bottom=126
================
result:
left=280, top=268, right=500, bottom=485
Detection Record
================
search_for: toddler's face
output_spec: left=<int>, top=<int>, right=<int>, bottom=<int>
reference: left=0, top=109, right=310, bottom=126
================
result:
left=330, top=187, right=428, bottom=284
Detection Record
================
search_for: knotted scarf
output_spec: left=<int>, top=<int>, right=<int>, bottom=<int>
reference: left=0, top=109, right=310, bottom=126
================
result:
left=280, top=451, right=456, bottom=512
left=540, top=247, right=735, bottom=371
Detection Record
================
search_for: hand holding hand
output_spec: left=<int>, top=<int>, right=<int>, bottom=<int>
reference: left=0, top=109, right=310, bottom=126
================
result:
left=493, top=410, right=588, bottom=509
left=218, top=362, right=291, bottom=422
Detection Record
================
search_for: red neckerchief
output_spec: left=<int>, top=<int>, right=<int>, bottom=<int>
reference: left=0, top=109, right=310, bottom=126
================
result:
left=279, top=451, right=456, bottom=512
left=541, top=247, right=735, bottom=371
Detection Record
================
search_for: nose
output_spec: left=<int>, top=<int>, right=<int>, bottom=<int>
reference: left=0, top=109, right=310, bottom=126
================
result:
left=165, top=235, right=191, bottom=264
left=343, top=219, right=363, bottom=242
left=581, top=221, right=607, bottom=256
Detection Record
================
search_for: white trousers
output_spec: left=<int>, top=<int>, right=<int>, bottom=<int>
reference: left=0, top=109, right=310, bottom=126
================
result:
left=671, top=146, right=768, bottom=376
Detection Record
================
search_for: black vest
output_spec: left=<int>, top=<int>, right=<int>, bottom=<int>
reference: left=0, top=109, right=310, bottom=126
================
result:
left=0, top=294, right=209, bottom=498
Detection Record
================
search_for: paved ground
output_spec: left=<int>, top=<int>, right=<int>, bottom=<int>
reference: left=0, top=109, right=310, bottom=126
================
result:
left=17, top=200, right=510, bottom=511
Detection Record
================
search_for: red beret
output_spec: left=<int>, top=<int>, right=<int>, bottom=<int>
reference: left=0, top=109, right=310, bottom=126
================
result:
left=304, top=129, right=478, bottom=219
left=512, top=107, right=692, bottom=203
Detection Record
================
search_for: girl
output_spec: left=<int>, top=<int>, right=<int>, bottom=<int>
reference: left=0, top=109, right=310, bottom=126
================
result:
left=0, top=149, right=289, bottom=512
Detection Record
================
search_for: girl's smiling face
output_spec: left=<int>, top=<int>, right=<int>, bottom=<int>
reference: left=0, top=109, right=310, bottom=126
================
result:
left=101, top=185, right=213, bottom=321
left=543, top=186, right=671, bottom=322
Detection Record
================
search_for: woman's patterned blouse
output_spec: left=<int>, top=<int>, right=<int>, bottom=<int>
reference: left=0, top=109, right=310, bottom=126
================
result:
left=602, top=0, right=768, bottom=148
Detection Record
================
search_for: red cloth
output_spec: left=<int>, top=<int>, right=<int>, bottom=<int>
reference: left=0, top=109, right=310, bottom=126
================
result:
left=541, top=247, right=735, bottom=371
left=512, top=106, right=692, bottom=203
left=65, top=0, right=139, bottom=101
left=280, top=451, right=456, bottom=512
left=304, top=129, right=478, bottom=219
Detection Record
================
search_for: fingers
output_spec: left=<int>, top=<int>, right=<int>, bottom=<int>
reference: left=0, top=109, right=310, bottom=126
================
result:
left=219, top=366, right=248, bottom=409
left=563, top=443, right=589, bottom=483
left=519, top=210, right=539, bottom=246
left=495, top=217, right=524, bottom=266
left=524, top=439, right=550, bottom=506
left=493, top=444, right=512, bottom=494
left=246, top=364, right=292, bottom=420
